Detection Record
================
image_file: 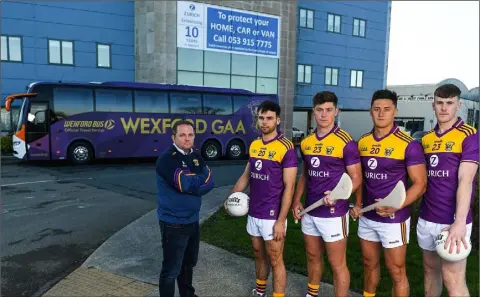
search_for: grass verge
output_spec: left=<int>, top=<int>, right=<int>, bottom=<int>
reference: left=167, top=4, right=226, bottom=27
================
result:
left=200, top=201, right=479, bottom=297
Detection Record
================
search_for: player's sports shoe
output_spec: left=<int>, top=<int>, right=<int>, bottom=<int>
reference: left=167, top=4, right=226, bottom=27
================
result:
left=251, top=288, right=266, bottom=297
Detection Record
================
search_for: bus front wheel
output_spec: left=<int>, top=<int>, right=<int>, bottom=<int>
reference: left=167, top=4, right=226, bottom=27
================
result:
left=68, top=141, right=93, bottom=165
left=201, top=140, right=221, bottom=161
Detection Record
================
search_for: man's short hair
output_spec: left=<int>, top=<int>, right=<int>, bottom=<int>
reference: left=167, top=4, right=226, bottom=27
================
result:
left=434, top=84, right=461, bottom=99
left=312, top=91, right=338, bottom=108
left=371, top=89, right=398, bottom=107
left=172, top=119, right=194, bottom=136
left=257, top=100, right=281, bottom=117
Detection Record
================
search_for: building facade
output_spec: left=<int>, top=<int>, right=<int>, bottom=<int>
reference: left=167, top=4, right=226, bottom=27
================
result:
left=1, top=0, right=391, bottom=138
left=388, top=79, right=480, bottom=134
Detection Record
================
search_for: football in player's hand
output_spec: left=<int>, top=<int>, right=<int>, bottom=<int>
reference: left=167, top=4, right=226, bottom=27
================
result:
left=435, top=230, right=471, bottom=262
left=225, top=192, right=249, bottom=217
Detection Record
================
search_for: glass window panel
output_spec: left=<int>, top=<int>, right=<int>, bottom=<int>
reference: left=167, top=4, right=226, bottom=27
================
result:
left=231, top=75, right=255, bottom=92
left=233, top=95, right=250, bottom=113
left=98, top=44, right=110, bottom=67
left=95, top=89, right=133, bottom=112
left=134, top=90, right=169, bottom=113
left=353, top=19, right=359, bottom=36
left=1, top=36, right=7, bottom=60
left=332, top=68, right=338, bottom=85
left=204, top=50, right=230, bottom=74
left=360, top=20, right=366, bottom=36
left=232, top=54, right=256, bottom=76
left=203, top=94, right=232, bottom=115
left=307, top=10, right=314, bottom=28
left=350, top=70, right=357, bottom=87
left=297, top=64, right=304, bottom=83
left=334, top=15, right=341, bottom=33
left=327, top=14, right=334, bottom=32
left=357, top=71, right=363, bottom=87
left=1, top=108, right=11, bottom=131
left=53, top=87, right=94, bottom=118
left=178, top=47, right=203, bottom=71
left=62, top=41, right=73, bottom=64
left=49, top=40, right=61, bottom=64
left=204, top=73, right=230, bottom=88
left=305, top=65, right=312, bottom=83
left=257, top=56, right=278, bottom=78
left=256, top=77, right=277, bottom=94
left=170, top=92, right=202, bottom=114
left=8, top=37, right=22, bottom=61
left=299, top=9, right=306, bottom=27
left=177, top=71, right=203, bottom=86
left=325, top=67, right=331, bottom=85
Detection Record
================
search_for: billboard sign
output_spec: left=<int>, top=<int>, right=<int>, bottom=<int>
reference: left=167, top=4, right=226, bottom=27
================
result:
left=177, top=1, right=280, bottom=58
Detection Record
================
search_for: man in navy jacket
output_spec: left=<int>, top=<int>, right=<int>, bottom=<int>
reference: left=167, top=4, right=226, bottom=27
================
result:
left=156, top=120, right=214, bottom=297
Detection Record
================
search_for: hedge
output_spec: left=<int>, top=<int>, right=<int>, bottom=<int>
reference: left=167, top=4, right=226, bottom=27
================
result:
left=1, top=135, right=12, bottom=154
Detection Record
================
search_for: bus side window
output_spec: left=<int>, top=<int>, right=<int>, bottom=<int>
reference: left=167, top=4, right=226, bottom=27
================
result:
left=170, top=92, right=202, bottom=115
left=53, top=87, right=94, bottom=120
left=95, top=89, right=133, bottom=112
left=202, top=94, right=232, bottom=115
left=233, top=96, right=249, bottom=113
left=134, top=90, right=169, bottom=113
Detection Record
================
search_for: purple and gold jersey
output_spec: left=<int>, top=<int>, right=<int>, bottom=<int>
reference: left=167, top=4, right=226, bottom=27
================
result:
left=300, top=126, right=360, bottom=218
left=358, top=125, right=425, bottom=223
left=420, top=118, right=479, bottom=224
left=248, top=134, right=298, bottom=220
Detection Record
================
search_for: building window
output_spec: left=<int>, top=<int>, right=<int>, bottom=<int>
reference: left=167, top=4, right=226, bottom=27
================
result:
left=353, top=18, right=366, bottom=37
left=1, top=35, right=22, bottom=62
left=467, top=109, right=475, bottom=125
left=48, top=39, right=74, bottom=65
left=325, top=67, right=339, bottom=86
left=297, top=64, right=312, bottom=84
left=97, top=43, right=111, bottom=68
left=299, top=8, right=314, bottom=29
left=327, top=13, right=341, bottom=33
left=176, top=48, right=279, bottom=94
left=350, top=70, right=363, bottom=88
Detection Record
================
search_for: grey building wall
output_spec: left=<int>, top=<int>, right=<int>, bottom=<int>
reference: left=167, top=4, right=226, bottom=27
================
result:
left=135, top=0, right=298, bottom=138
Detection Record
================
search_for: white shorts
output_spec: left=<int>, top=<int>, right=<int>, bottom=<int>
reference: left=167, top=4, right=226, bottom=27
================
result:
left=416, top=218, right=473, bottom=251
left=246, top=215, right=287, bottom=241
left=357, top=216, right=410, bottom=248
left=301, top=213, right=349, bottom=242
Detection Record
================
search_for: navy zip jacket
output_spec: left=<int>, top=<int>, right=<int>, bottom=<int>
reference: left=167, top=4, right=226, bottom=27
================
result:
left=156, top=145, right=214, bottom=224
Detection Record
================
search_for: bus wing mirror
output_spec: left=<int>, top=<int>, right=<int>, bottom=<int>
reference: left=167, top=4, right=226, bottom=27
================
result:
left=5, top=97, right=12, bottom=112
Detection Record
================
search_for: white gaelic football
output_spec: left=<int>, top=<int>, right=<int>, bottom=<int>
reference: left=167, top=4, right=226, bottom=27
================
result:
left=225, top=192, right=249, bottom=217
left=435, top=230, right=472, bottom=262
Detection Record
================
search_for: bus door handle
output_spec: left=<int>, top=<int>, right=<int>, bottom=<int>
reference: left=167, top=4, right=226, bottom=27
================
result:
left=117, top=140, right=123, bottom=143
left=57, top=129, right=63, bottom=134
left=154, top=140, right=158, bottom=143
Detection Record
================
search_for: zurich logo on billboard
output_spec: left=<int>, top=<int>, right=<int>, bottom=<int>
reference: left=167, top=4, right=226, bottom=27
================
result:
left=189, top=4, right=195, bottom=10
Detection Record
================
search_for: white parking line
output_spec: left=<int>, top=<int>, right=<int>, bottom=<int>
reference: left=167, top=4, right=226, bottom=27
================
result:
left=1, top=177, right=93, bottom=187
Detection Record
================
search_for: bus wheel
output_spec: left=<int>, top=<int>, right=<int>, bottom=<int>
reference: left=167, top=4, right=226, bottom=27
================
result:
left=202, top=140, right=221, bottom=161
left=226, top=140, right=245, bottom=160
left=68, top=141, right=93, bottom=165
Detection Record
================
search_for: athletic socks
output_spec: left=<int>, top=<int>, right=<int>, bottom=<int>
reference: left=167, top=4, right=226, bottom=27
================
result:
left=255, top=279, right=267, bottom=296
left=273, top=293, right=284, bottom=297
left=306, top=282, right=319, bottom=297
left=363, top=291, right=375, bottom=297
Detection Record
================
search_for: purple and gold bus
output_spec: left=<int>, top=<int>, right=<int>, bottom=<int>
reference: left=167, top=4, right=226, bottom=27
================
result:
left=5, top=81, right=277, bottom=164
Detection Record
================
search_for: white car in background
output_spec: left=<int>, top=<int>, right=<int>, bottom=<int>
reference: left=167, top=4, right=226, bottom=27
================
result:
left=292, top=127, right=305, bottom=140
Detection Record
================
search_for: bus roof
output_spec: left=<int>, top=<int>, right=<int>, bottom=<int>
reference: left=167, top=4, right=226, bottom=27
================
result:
left=26, top=81, right=277, bottom=96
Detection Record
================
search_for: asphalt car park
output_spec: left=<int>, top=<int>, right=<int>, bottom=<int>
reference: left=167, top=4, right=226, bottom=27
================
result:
left=1, top=157, right=247, bottom=297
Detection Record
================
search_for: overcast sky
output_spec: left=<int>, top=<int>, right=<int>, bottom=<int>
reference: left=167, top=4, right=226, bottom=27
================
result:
left=386, top=1, right=479, bottom=89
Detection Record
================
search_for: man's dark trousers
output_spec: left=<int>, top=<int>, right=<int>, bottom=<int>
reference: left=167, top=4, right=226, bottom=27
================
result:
left=159, top=220, right=200, bottom=297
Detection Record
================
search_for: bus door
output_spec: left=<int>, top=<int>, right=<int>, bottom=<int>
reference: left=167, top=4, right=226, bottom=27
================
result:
left=25, top=101, right=51, bottom=160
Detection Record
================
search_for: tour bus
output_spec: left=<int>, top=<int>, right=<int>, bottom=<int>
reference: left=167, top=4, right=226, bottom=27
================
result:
left=5, top=81, right=277, bottom=164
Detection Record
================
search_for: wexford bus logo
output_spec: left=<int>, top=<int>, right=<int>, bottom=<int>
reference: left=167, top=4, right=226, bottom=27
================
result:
left=104, top=119, right=115, bottom=130
left=247, top=100, right=263, bottom=132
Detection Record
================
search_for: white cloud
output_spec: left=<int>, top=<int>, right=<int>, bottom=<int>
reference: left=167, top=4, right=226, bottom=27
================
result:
left=387, top=1, right=479, bottom=89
